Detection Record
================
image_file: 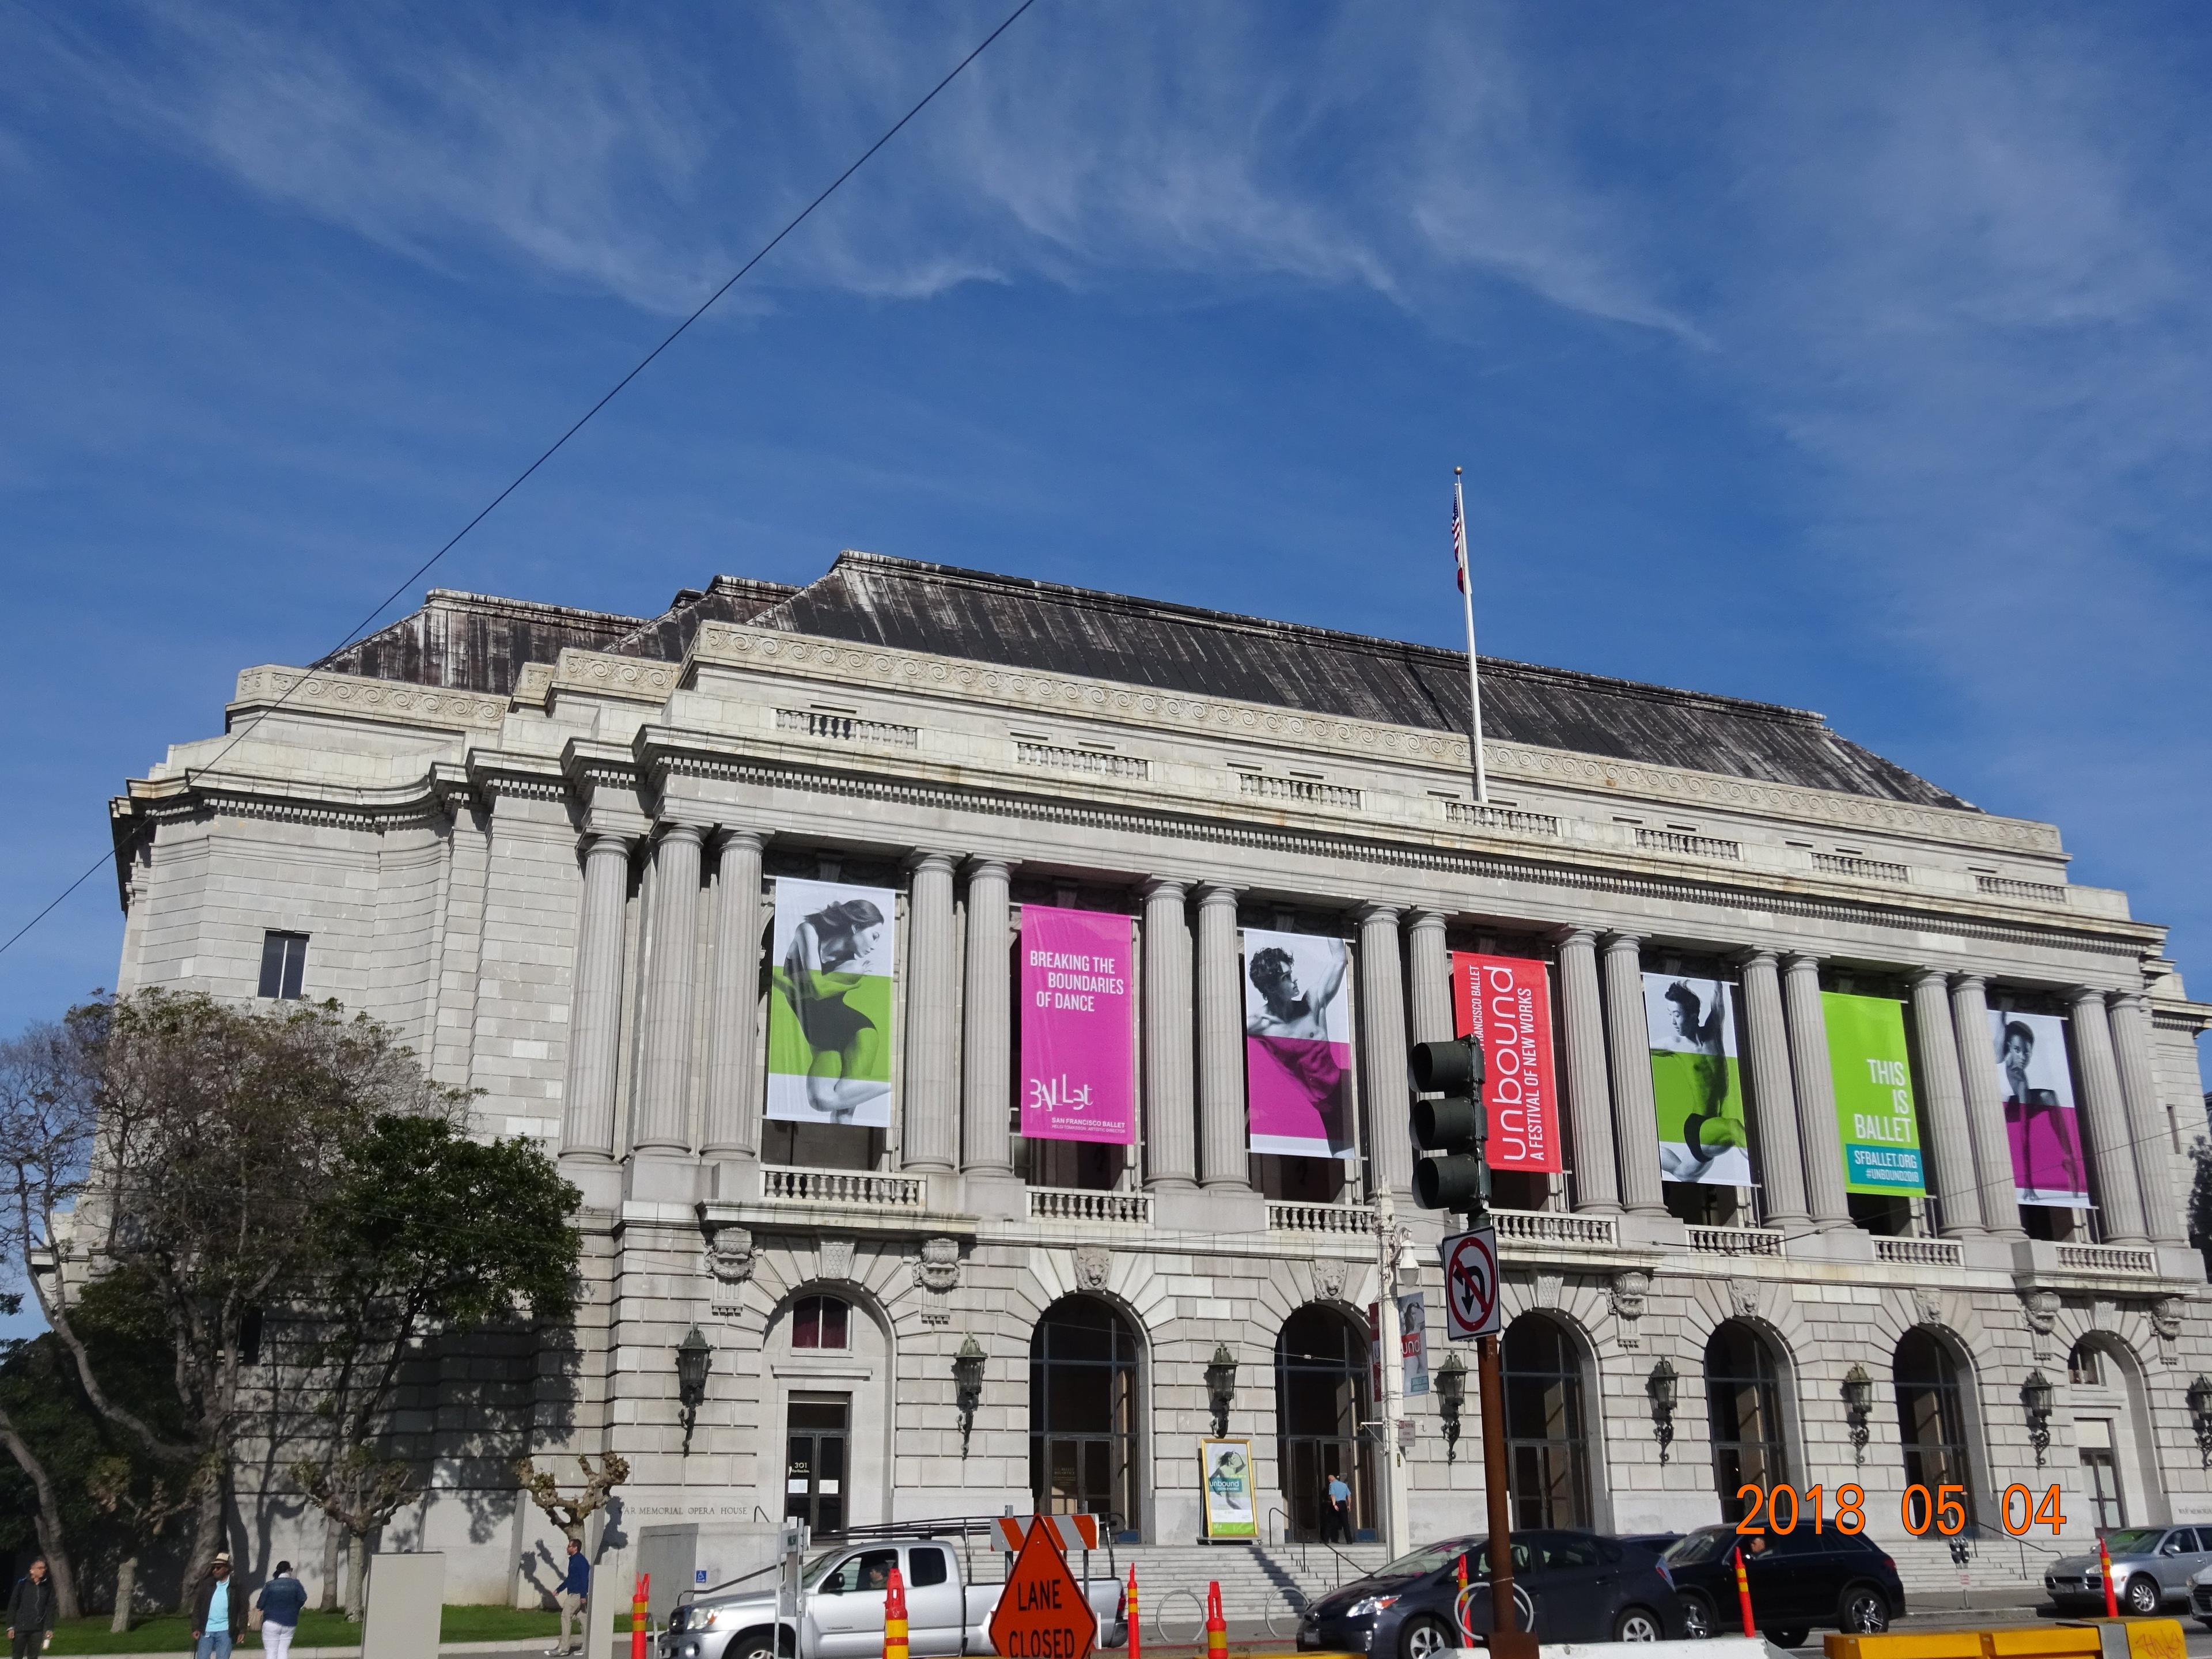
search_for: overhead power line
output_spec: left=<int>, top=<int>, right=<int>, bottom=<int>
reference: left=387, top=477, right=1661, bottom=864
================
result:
left=0, top=0, right=1042, bottom=965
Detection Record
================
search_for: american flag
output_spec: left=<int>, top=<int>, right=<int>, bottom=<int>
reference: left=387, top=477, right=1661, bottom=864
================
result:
left=1451, top=477, right=1469, bottom=594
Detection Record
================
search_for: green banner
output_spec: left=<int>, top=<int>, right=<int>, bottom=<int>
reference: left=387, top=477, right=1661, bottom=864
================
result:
left=1824, top=991, right=1925, bottom=1195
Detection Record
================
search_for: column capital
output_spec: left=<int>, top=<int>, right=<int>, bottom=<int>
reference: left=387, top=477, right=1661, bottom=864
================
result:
left=1782, top=950, right=1823, bottom=975
left=713, top=825, right=768, bottom=855
left=1734, top=945, right=1780, bottom=971
left=2063, top=983, right=2109, bottom=1010
left=1195, top=882, right=1243, bottom=908
left=964, top=855, right=1016, bottom=881
left=1601, top=931, right=1643, bottom=955
left=2108, top=988, right=2148, bottom=1012
left=1950, top=971, right=1987, bottom=994
left=582, top=830, right=634, bottom=859
left=1141, top=876, right=1191, bottom=903
left=904, top=848, right=959, bottom=877
left=1407, top=908, right=1450, bottom=933
left=1354, top=901, right=1401, bottom=927
left=1908, top=964, right=1951, bottom=991
left=654, top=820, right=709, bottom=849
left=1555, top=924, right=1599, bottom=950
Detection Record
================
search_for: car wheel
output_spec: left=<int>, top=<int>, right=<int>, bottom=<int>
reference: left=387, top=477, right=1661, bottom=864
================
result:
left=730, top=1637, right=778, bottom=1659
left=1401, top=1615, right=1454, bottom=1659
left=1613, top=1606, right=1664, bottom=1642
left=2125, top=1575, right=2162, bottom=1616
left=1839, top=1583, right=1891, bottom=1635
left=1677, top=1592, right=1716, bottom=1640
left=1767, top=1628, right=1809, bottom=1650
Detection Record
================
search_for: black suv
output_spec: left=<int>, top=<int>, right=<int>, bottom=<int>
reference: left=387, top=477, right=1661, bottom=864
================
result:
left=1662, top=1526, right=1905, bottom=1648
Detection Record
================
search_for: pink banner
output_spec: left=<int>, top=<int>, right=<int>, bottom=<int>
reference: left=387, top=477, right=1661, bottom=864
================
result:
left=1243, top=929, right=1357, bottom=1158
left=1020, top=906, right=1135, bottom=1145
left=1453, top=952, right=1563, bottom=1173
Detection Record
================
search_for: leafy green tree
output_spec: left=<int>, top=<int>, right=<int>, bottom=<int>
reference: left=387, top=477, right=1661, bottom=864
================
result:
left=5, top=990, right=464, bottom=1603
left=286, top=1113, right=579, bottom=1618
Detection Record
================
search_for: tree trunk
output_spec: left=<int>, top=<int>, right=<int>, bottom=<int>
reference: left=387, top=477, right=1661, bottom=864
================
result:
left=112, top=1555, right=139, bottom=1633
left=346, top=1532, right=368, bottom=1621
left=179, top=1460, right=225, bottom=1611
left=0, top=1405, right=83, bottom=1621
left=319, top=1513, right=342, bottom=1612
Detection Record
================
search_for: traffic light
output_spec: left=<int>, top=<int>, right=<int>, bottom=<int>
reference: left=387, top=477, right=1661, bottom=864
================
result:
left=1408, top=1036, right=1487, bottom=1213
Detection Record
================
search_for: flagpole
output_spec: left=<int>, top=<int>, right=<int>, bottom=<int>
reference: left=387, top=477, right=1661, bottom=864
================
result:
left=1456, top=467, right=1489, bottom=805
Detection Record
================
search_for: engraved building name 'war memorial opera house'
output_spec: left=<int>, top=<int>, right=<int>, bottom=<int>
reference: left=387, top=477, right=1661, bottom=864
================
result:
left=97, top=549, right=2212, bottom=1603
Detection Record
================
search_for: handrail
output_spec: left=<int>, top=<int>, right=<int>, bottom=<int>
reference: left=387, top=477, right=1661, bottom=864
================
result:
left=1267, top=1506, right=1307, bottom=1573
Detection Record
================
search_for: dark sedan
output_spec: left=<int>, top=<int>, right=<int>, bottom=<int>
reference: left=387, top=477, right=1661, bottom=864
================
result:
left=1662, top=1525, right=1904, bottom=1648
left=1296, top=1530, right=1684, bottom=1657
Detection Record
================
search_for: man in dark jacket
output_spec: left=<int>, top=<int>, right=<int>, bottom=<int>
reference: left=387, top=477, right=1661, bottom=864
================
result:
left=6, top=1557, right=56, bottom=1658
left=188, top=1552, right=238, bottom=1658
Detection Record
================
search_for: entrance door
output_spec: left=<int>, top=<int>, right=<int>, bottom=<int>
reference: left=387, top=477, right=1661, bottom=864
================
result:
left=1275, top=1306, right=1373, bottom=1543
left=786, top=1396, right=850, bottom=1536
left=1029, top=1297, right=1141, bottom=1535
left=2078, top=1418, right=2124, bottom=1529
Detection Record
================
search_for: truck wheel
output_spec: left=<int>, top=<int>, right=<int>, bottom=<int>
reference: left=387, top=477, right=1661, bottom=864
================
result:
left=732, top=1634, right=781, bottom=1659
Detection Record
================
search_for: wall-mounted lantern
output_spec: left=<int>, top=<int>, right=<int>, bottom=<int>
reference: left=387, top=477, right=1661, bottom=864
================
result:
left=1436, top=1351, right=1467, bottom=1461
left=1205, top=1344, right=1239, bottom=1439
left=1646, top=1358, right=1678, bottom=1464
left=1842, top=1365, right=1874, bottom=1466
left=2021, top=1369, right=2054, bottom=1468
left=676, top=1325, right=713, bottom=1455
left=953, top=1336, right=987, bottom=1456
left=2187, top=1376, right=2212, bottom=1469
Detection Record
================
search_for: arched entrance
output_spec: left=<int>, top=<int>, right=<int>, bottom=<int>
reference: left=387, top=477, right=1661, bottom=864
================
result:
left=1895, top=1330, right=1978, bottom=1527
left=1706, top=1321, right=1790, bottom=1521
left=1275, top=1306, right=1374, bottom=1542
left=2067, top=1337, right=2166, bottom=1528
left=1502, top=1313, right=1595, bottom=1529
left=1030, top=1296, right=1141, bottom=1532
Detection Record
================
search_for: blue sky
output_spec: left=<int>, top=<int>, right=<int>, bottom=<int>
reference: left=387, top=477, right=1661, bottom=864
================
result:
left=2, top=1, right=2207, bottom=1094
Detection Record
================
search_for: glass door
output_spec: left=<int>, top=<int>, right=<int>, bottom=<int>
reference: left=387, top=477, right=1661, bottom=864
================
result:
left=786, top=1396, right=851, bottom=1536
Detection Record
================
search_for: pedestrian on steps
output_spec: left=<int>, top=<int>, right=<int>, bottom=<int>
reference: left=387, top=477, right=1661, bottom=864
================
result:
left=1324, top=1474, right=1353, bottom=1543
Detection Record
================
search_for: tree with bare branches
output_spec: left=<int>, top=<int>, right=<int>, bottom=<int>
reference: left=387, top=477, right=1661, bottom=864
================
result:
left=514, top=1453, right=631, bottom=1544
left=87, top=1453, right=211, bottom=1633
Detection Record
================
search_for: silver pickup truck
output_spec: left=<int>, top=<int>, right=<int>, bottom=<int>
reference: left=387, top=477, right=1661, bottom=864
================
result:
left=662, top=1536, right=1127, bottom=1659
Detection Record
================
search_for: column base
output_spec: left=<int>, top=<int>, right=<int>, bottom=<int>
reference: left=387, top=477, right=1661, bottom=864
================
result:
left=1158, top=1184, right=1267, bottom=1235
left=624, top=1153, right=704, bottom=1205
left=558, top=1151, right=624, bottom=1210
left=1790, top=1227, right=1876, bottom=1264
left=960, top=1169, right=1028, bottom=1221
left=1617, top=1210, right=1688, bottom=1249
left=706, top=1156, right=760, bottom=1203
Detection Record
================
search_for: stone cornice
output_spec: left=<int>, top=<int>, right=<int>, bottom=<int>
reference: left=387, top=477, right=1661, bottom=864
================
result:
left=681, top=622, right=2065, bottom=859
left=230, top=664, right=504, bottom=733
left=113, top=764, right=465, bottom=835
left=640, top=731, right=2157, bottom=964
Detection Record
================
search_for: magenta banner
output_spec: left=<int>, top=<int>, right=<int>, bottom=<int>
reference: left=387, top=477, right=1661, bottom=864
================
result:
left=1020, top=906, right=1137, bottom=1145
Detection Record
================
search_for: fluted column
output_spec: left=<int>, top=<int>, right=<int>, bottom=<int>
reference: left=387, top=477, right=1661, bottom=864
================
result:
left=562, top=832, right=633, bottom=1160
left=961, top=859, right=1015, bottom=1175
left=1556, top=929, right=1620, bottom=1213
left=1737, top=949, right=1810, bottom=1228
left=1600, top=933, right=1667, bottom=1215
left=1196, top=884, right=1251, bottom=1190
left=902, top=851, right=960, bottom=1173
left=701, top=829, right=767, bottom=1158
left=1908, top=968, right=1983, bottom=1235
left=1359, top=906, right=1414, bottom=1195
left=1407, top=911, right=1453, bottom=1047
left=2068, top=986, right=2147, bottom=1244
left=1950, top=975, right=2022, bottom=1237
left=2110, top=991, right=2183, bottom=1245
left=1782, top=954, right=1853, bottom=1229
left=633, top=823, right=705, bottom=1153
left=1142, top=879, right=1197, bottom=1189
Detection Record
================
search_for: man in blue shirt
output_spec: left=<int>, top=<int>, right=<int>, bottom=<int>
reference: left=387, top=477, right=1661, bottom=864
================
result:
left=552, top=1538, right=591, bottom=1656
left=189, top=1552, right=237, bottom=1659
left=1324, top=1475, right=1353, bottom=1542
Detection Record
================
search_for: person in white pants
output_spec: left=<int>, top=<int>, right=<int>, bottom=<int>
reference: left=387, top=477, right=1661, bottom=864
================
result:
left=253, top=1562, right=308, bottom=1659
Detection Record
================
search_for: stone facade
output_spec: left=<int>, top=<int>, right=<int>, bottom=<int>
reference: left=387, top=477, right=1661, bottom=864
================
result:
left=106, top=554, right=2212, bottom=1604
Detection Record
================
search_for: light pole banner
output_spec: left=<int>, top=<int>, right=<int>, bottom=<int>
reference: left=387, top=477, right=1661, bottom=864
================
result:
left=1643, top=972, right=1752, bottom=1185
left=1018, top=905, right=1137, bottom=1145
left=767, top=877, right=897, bottom=1128
left=1452, top=952, right=1563, bottom=1172
left=1399, top=1291, right=1430, bottom=1397
left=1986, top=1009, right=2092, bottom=1207
left=1823, top=991, right=1926, bottom=1195
left=1243, top=929, right=1356, bottom=1158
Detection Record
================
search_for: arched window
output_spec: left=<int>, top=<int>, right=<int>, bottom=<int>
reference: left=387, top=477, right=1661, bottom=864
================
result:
left=1275, top=1306, right=1373, bottom=1543
left=1502, top=1314, right=1593, bottom=1529
left=791, top=1295, right=850, bottom=1350
left=1894, top=1330, right=1976, bottom=1525
left=1030, top=1297, right=1140, bottom=1532
left=1706, top=1321, right=1789, bottom=1520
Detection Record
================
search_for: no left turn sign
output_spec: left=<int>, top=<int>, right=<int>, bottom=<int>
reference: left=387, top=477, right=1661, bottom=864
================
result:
left=1441, top=1226, right=1500, bottom=1340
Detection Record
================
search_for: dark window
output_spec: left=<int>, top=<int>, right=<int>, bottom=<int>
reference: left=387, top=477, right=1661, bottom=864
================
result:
left=257, top=931, right=308, bottom=999
left=1707, top=1321, right=1790, bottom=1520
left=238, top=1306, right=265, bottom=1367
left=1502, top=1315, right=1594, bottom=1529
left=2068, top=1343, right=2103, bottom=1386
left=1893, top=1330, right=1978, bottom=1528
left=908, top=1547, right=949, bottom=1588
left=1033, top=1296, right=1141, bottom=1535
left=792, top=1296, right=850, bottom=1351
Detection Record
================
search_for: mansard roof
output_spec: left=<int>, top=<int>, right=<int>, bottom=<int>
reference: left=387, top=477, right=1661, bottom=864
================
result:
left=324, top=550, right=1972, bottom=812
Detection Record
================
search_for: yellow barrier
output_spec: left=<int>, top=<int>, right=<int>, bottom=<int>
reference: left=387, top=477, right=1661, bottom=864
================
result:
left=1827, top=1620, right=2186, bottom=1659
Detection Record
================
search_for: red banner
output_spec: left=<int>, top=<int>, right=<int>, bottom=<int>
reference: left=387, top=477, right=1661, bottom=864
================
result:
left=1452, top=953, right=1562, bottom=1173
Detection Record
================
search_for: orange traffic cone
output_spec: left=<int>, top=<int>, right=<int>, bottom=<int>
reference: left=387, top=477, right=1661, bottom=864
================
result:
left=1206, top=1581, right=1227, bottom=1659
left=1127, top=1565, right=1141, bottom=1659
left=887, top=1565, right=910, bottom=1659
left=2099, top=1535, right=2118, bottom=1620
left=632, top=1571, right=651, bottom=1659
left=1732, top=1547, right=1755, bottom=1638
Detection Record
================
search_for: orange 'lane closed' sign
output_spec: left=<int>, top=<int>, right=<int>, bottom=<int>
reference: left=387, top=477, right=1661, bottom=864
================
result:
left=988, top=1518, right=1098, bottom=1659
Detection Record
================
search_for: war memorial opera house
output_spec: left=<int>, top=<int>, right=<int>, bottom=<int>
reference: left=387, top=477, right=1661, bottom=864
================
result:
left=101, top=550, right=2212, bottom=1601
